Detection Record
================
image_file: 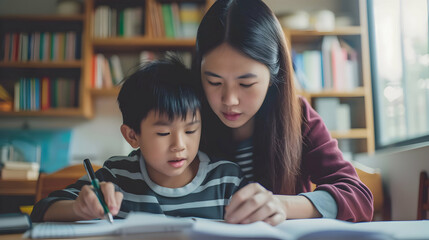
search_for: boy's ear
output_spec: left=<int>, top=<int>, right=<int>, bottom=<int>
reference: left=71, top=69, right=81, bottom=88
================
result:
left=120, top=124, right=140, bottom=148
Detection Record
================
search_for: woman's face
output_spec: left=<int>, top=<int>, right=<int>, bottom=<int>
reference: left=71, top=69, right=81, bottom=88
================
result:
left=201, top=43, right=271, bottom=129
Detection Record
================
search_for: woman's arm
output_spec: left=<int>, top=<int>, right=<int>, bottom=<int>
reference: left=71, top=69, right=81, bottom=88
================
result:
left=276, top=194, right=321, bottom=219
left=300, top=97, right=373, bottom=222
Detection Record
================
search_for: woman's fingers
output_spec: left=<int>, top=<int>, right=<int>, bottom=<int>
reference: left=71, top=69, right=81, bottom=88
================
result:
left=225, top=183, right=268, bottom=222
left=263, top=213, right=286, bottom=226
left=226, top=183, right=265, bottom=213
left=242, top=196, right=286, bottom=225
left=225, top=183, right=287, bottom=226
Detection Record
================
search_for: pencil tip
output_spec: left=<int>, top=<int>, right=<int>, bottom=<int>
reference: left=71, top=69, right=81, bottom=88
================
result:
left=108, top=213, right=114, bottom=224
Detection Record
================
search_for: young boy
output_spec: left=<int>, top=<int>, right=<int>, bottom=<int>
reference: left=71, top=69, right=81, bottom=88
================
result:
left=30, top=57, right=247, bottom=222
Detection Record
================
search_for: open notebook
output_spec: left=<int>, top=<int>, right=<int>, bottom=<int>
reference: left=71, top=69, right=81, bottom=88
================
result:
left=28, top=212, right=193, bottom=239
left=27, top=212, right=429, bottom=240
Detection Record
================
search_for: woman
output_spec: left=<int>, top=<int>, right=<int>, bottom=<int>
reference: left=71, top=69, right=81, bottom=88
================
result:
left=195, top=0, right=373, bottom=225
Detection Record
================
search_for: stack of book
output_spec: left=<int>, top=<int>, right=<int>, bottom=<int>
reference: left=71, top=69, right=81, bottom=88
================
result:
left=1, top=161, right=40, bottom=180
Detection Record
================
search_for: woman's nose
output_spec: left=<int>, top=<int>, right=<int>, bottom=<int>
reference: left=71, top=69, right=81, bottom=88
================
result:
left=221, top=87, right=239, bottom=106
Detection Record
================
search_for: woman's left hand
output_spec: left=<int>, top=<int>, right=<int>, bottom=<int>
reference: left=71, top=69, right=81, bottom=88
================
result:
left=224, top=183, right=286, bottom=226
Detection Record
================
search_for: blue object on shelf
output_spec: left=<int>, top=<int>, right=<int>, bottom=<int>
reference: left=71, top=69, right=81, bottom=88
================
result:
left=0, top=129, right=72, bottom=173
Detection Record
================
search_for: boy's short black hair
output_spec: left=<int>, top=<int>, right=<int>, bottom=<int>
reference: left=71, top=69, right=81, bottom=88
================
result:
left=117, top=56, right=200, bottom=133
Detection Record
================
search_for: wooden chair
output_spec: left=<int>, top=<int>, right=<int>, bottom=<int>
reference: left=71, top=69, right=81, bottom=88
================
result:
left=310, top=162, right=390, bottom=221
left=353, top=163, right=390, bottom=221
left=35, top=164, right=102, bottom=202
left=417, top=171, right=429, bottom=220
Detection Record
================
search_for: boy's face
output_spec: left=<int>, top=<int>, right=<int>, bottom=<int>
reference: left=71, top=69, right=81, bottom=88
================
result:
left=137, top=110, right=201, bottom=188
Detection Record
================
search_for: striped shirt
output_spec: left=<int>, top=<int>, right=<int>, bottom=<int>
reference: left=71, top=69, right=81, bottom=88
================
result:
left=30, top=150, right=247, bottom=222
left=233, top=138, right=254, bottom=181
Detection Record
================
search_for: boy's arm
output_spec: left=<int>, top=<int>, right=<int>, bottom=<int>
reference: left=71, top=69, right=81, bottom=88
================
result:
left=30, top=178, right=87, bottom=222
left=31, top=165, right=120, bottom=222
left=43, top=200, right=80, bottom=222
left=42, top=183, right=122, bottom=222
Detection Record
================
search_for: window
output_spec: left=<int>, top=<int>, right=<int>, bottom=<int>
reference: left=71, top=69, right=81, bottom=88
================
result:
left=368, top=0, right=429, bottom=148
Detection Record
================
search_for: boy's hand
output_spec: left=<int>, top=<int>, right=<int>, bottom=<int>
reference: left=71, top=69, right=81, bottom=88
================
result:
left=72, top=182, right=123, bottom=220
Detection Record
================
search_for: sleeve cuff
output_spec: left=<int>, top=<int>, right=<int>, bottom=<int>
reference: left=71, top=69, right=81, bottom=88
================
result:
left=299, top=190, right=338, bottom=219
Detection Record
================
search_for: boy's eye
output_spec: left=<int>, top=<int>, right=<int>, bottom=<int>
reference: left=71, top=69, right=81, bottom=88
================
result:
left=240, top=83, right=256, bottom=88
left=207, top=80, right=221, bottom=86
left=157, top=132, right=170, bottom=136
left=186, top=129, right=198, bottom=134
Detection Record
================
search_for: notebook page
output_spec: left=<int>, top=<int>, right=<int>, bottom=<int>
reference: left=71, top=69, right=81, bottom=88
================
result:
left=190, top=218, right=292, bottom=240
left=30, top=220, right=122, bottom=238
left=29, top=212, right=193, bottom=239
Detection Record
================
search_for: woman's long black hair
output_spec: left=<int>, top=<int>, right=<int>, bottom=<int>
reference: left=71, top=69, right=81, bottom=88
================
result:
left=195, top=0, right=302, bottom=194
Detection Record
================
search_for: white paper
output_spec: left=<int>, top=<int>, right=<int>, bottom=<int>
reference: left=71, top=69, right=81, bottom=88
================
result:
left=29, top=212, right=193, bottom=239
left=28, top=212, right=429, bottom=240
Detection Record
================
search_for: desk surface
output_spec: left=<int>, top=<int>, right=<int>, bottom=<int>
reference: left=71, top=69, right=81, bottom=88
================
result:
left=0, top=232, right=189, bottom=240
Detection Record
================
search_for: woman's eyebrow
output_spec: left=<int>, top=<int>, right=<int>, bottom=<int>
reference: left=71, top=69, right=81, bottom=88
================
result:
left=204, top=71, right=222, bottom=78
left=237, top=73, right=257, bottom=79
left=204, top=71, right=256, bottom=79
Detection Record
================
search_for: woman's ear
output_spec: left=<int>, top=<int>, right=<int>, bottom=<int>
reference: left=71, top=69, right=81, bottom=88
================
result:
left=120, top=124, right=140, bottom=148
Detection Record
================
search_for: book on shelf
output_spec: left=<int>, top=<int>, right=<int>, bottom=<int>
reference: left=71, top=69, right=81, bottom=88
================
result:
left=314, top=98, right=340, bottom=131
left=1, top=168, right=39, bottom=180
left=1, top=160, right=40, bottom=180
left=1, top=31, right=80, bottom=62
left=13, top=77, right=77, bottom=111
left=150, top=2, right=203, bottom=38
left=93, top=5, right=144, bottom=38
left=3, top=161, right=40, bottom=171
left=93, top=54, right=124, bottom=89
left=293, top=36, right=360, bottom=93
left=92, top=51, right=192, bottom=89
left=314, top=98, right=352, bottom=132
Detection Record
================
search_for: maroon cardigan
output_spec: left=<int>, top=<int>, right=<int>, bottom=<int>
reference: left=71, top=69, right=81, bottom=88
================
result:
left=298, top=97, right=374, bottom=222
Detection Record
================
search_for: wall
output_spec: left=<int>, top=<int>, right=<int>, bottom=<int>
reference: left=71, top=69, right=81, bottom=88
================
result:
left=355, top=142, right=429, bottom=220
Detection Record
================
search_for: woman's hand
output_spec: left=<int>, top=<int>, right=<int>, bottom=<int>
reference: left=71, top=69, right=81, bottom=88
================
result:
left=224, top=183, right=286, bottom=226
left=72, top=182, right=123, bottom=220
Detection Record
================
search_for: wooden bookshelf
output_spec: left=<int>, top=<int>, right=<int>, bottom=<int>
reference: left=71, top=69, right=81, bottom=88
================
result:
left=0, top=179, right=37, bottom=196
left=0, top=7, right=91, bottom=118
left=92, top=37, right=196, bottom=51
left=86, top=0, right=211, bottom=94
left=0, top=108, right=85, bottom=117
left=300, top=88, right=366, bottom=98
left=284, top=0, right=375, bottom=154
left=286, top=27, right=361, bottom=36
left=331, top=128, right=368, bottom=139
left=90, top=87, right=120, bottom=97
left=0, top=61, right=82, bottom=69
left=0, top=15, right=84, bottom=22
